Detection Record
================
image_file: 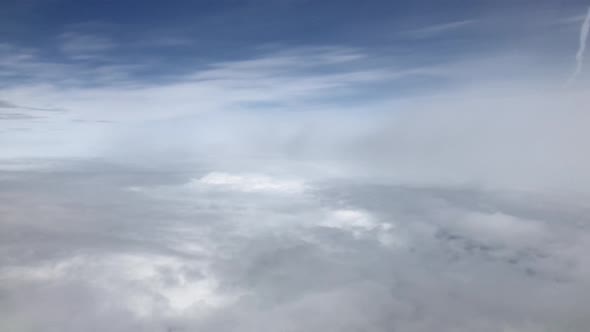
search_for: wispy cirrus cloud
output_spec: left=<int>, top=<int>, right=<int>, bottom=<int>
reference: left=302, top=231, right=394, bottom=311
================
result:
left=0, top=99, right=67, bottom=112
left=58, top=32, right=116, bottom=60
left=401, top=19, right=476, bottom=38
left=0, top=44, right=424, bottom=125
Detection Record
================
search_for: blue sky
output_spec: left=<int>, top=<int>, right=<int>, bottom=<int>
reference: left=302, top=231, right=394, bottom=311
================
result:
left=1, top=0, right=587, bottom=80
left=0, top=0, right=587, bottom=89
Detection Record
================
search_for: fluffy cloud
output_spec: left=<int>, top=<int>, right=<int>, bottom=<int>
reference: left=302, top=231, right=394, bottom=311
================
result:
left=1, top=163, right=589, bottom=331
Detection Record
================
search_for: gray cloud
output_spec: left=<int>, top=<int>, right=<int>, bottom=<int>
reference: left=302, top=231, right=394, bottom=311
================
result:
left=1, top=161, right=589, bottom=331
left=0, top=99, right=68, bottom=112
left=0, top=100, right=19, bottom=108
left=71, top=119, right=116, bottom=125
left=1, top=127, right=31, bottom=132
left=0, top=113, right=45, bottom=120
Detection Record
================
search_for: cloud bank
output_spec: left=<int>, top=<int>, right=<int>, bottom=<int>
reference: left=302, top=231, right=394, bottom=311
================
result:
left=1, top=165, right=590, bottom=331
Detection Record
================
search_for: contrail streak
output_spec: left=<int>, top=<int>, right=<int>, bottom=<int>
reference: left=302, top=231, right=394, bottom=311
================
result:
left=568, top=6, right=590, bottom=83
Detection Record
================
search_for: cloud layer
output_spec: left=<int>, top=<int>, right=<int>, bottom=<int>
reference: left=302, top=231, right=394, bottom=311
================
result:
left=1, top=164, right=590, bottom=331
left=2, top=2, right=590, bottom=331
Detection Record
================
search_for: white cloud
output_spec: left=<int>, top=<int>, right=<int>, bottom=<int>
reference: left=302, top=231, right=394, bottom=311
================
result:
left=0, top=253, right=234, bottom=317
left=320, top=209, right=399, bottom=246
left=449, top=212, right=547, bottom=247
left=568, top=6, right=590, bottom=83
left=58, top=32, right=115, bottom=59
left=402, top=19, right=475, bottom=38
left=321, top=209, right=378, bottom=231
left=2, top=30, right=590, bottom=193
left=2, top=165, right=590, bottom=331
left=193, top=172, right=307, bottom=194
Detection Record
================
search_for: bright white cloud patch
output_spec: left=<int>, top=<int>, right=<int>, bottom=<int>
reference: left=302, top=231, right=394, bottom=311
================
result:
left=194, top=172, right=307, bottom=194
left=0, top=253, right=233, bottom=318
left=320, top=209, right=399, bottom=246
left=322, top=209, right=378, bottom=231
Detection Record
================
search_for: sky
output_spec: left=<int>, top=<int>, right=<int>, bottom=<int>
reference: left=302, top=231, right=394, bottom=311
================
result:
left=1, top=1, right=590, bottom=331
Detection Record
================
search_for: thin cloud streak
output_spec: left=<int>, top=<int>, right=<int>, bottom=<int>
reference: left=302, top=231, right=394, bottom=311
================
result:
left=0, top=100, right=68, bottom=112
left=402, top=19, right=475, bottom=38
left=568, top=6, right=590, bottom=83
